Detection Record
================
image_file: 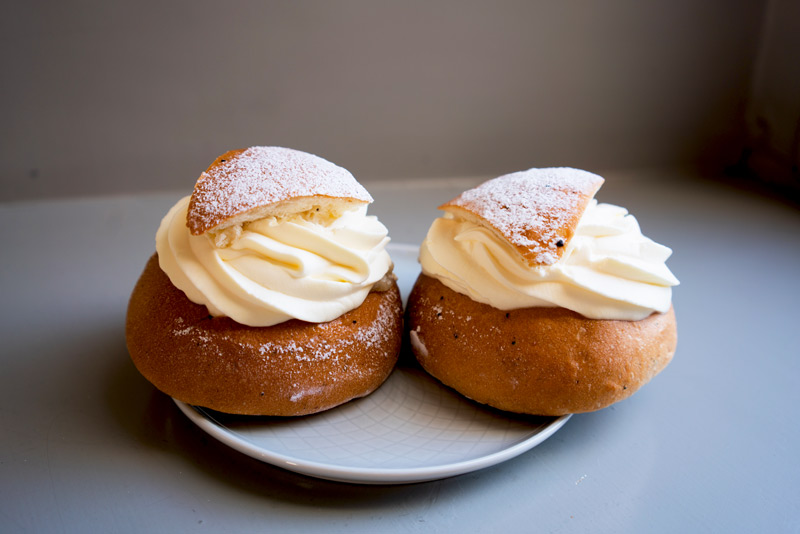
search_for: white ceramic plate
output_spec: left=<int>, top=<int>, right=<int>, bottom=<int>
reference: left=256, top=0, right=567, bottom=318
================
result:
left=174, top=243, right=571, bottom=484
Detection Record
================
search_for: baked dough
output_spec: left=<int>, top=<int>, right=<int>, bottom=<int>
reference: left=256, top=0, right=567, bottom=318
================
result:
left=127, top=254, right=403, bottom=416
left=187, top=147, right=373, bottom=236
left=439, top=167, right=603, bottom=266
left=407, top=274, right=676, bottom=415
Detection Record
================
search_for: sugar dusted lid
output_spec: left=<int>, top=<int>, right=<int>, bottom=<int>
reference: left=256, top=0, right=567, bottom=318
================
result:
left=439, top=167, right=604, bottom=266
left=186, top=147, right=373, bottom=235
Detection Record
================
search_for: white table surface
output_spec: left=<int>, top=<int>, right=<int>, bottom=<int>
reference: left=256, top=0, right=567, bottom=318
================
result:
left=1, top=169, right=798, bottom=533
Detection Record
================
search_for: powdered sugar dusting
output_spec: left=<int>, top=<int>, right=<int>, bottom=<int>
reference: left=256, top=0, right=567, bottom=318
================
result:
left=258, top=294, right=397, bottom=366
left=290, top=386, right=324, bottom=402
left=409, top=329, right=428, bottom=357
left=187, top=147, right=373, bottom=235
left=442, top=167, right=603, bottom=265
left=261, top=292, right=399, bottom=403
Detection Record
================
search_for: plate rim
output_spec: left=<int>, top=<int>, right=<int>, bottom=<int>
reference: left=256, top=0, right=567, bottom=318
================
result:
left=174, top=397, right=571, bottom=485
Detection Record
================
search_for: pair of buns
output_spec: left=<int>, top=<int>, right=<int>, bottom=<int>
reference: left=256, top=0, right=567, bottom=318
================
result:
left=126, top=148, right=676, bottom=418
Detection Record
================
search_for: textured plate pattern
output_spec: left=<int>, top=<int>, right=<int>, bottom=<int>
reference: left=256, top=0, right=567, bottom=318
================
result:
left=175, top=371, right=569, bottom=484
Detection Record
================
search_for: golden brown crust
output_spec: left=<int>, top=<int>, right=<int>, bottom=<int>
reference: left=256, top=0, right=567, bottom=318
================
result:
left=126, top=255, right=403, bottom=416
left=439, top=168, right=604, bottom=266
left=406, top=274, right=676, bottom=415
left=186, top=146, right=373, bottom=235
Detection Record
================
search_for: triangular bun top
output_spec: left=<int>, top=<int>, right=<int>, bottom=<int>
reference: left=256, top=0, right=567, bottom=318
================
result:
left=186, top=147, right=372, bottom=235
left=439, top=167, right=604, bottom=266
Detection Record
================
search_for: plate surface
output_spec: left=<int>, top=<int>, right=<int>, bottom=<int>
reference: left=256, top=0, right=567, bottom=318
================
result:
left=174, top=243, right=570, bottom=484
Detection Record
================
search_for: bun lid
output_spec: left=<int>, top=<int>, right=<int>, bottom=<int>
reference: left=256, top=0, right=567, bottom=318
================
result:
left=439, top=167, right=604, bottom=266
left=186, top=146, right=372, bottom=235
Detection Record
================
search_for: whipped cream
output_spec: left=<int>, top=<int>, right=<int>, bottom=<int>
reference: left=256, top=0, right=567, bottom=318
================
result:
left=156, top=196, right=393, bottom=326
left=419, top=200, right=679, bottom=320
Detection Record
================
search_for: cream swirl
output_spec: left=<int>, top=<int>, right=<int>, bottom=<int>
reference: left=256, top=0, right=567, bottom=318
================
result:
left=419, top=200, right=679, bottom=320
left=156, top=196, right=393, bottom=326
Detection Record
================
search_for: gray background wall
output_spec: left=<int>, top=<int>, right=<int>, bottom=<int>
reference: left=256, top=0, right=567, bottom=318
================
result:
left=744, top=0, right=800, bottom=189
left=2, top=0, right=794, bottom=202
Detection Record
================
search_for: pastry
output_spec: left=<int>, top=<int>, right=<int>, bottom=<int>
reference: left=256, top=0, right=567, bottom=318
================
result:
left=407, top=167, right=679, bottom=415
left=126, top=147, right=403, bottom=416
